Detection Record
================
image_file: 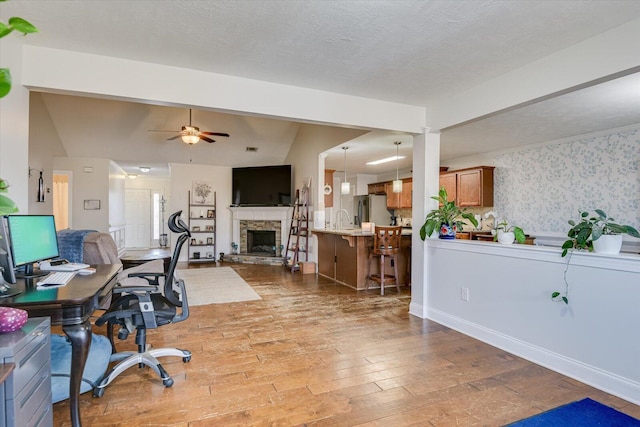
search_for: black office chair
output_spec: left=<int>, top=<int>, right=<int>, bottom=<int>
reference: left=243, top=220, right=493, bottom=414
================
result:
left=93, top=211, right=191, bottom=397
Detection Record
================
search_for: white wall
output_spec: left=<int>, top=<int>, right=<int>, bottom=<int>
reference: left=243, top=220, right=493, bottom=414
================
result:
left=422, top=239, right=640, bottom=405
left=51, top=157, right=111, bottom=232
left=168, top=163, right=232, bottom=262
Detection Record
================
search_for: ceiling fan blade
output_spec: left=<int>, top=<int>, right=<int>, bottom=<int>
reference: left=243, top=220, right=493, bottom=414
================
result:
left=200, top=136, right=216, bottom=143
left=166, top=135, right=182, bottom=141
left=201, top=132, right=230, bottom=137
left=148, top=129, right=180, bottom=132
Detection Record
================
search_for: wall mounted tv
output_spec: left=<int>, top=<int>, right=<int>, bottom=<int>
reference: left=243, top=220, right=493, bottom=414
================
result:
left=232, top=165, right=292, bottom=206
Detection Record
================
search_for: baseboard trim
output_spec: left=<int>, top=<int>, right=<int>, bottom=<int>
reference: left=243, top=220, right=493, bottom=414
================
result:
left=425, top=307, right=640, bottom=406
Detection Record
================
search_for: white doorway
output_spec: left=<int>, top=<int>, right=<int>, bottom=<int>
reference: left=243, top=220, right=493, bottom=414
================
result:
left=125, top=189, right=151, bottom=248
left=52, top=171, right=73, bottom=230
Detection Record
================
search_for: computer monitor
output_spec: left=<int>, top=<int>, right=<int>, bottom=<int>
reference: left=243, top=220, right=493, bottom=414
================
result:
left=0, top=216, right=17, bottom=284
left=5, top=215, right=60, bottom=279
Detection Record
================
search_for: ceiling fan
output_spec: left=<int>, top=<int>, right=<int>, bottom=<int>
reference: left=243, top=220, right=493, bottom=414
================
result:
left=149, top=109, right=230, bottom=144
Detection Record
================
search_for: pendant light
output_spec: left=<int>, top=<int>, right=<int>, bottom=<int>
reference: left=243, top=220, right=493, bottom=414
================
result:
left=341, top=146, right=350, bottom=195
left=392, top=141, right=402, bottom=193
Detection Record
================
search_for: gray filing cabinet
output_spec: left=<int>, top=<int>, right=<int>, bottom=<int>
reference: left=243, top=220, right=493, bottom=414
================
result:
left=0, top=317, right=52, bottom=427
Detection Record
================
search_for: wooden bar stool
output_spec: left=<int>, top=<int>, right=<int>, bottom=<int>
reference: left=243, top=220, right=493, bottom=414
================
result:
left=368, top=226, right=402, bottom=295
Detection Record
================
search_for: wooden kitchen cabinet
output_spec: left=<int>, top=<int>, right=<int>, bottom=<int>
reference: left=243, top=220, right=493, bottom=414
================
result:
left=438, top=166, right=494, bottom=207
left=386, top=178, right=412, bottom=209
left=324, top=169, right=335, bottom=208
left=438, top=173, right=457, bottom=204
left=367, top=182, right=387, bottom=195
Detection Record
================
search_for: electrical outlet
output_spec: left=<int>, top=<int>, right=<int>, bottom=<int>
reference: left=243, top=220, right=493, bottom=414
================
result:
left=461, top=287, right=470, bottom=301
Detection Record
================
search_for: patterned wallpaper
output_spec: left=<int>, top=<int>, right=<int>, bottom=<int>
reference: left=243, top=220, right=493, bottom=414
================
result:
left=491, top=126, right=640, bottom=235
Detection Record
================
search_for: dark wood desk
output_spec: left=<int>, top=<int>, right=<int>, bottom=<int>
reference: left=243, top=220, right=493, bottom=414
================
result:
left=0, top=263, right=120, bottom=427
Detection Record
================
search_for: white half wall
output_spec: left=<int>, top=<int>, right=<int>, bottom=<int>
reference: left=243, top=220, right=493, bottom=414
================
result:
left=417, top=239, right=640, bottom=406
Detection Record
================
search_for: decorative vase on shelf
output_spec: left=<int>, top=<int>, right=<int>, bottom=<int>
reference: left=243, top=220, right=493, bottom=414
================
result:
left=439, top=223, right=457, bottom=239
left=592, top=234, right=623, bottom=255
left=497, top=230, right=515, bottom=244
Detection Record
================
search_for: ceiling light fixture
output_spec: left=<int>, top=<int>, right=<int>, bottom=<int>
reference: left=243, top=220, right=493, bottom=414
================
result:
left=366, top=155, right=406, bottom=165
left=139, top=166, right=151, bottom=173
left=392, top=141, right=402, bottom=193
left=128, top=174, right=137, bottom=179
left=181, top=126, right=200, bottom=145
left=341, top=146, right=350, bottom=195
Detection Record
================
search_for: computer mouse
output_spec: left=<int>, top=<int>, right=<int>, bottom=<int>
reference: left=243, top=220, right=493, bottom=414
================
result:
left=78, top=268, right=96, bottom=275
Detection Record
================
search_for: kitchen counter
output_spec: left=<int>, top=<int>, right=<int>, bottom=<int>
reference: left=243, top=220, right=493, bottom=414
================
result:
left=313, top=228, right=412, bottom=236
left=313, top=228, right=411, bottom=290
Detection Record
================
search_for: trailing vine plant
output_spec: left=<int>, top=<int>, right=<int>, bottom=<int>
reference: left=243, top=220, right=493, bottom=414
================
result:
left=551, top=249, right=572, bottom=304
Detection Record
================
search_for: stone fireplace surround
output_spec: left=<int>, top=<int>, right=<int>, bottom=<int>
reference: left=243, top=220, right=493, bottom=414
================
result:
left=229, top=207, right=292, bottom=262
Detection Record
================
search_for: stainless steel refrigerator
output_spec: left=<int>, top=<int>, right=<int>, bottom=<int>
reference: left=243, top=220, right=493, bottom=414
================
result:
left=354, top=194, right=390, bottom=226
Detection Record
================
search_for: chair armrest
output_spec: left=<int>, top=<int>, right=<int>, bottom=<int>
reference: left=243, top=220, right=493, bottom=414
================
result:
left=112, top=284, right=159, bottom=294
left=126, top=272, right=163, bottom=286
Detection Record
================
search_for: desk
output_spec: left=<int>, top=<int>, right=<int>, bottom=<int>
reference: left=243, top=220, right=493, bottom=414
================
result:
left=0, top=263, right=120, bottom=427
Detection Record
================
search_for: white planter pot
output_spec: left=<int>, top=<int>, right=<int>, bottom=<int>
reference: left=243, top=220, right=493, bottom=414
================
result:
left=592, top=234, right=623, bottom=255
left=497, top=231, right=515, bottom=244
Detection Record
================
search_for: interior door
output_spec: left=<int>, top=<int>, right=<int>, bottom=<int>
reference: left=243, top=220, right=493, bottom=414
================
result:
left=125, top=189, right=151, bottom=249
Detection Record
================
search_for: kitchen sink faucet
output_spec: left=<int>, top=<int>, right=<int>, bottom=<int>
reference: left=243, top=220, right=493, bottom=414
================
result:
left=335, top=209, right=352, bottom=230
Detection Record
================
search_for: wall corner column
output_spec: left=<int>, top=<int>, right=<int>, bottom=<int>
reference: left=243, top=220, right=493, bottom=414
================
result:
left=409, top=129, right=440, bottom=319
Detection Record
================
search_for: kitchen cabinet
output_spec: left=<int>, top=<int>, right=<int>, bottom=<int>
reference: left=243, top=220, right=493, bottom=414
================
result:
left=386, top=178, right=412, bottom=209
left=439, top=166, right=494, bottom=207
left=367, top=182, right=387, bottom=195
left=324, top=169, right=334, bottom=208
left=313, top=230, right=411, bottom=290
left=438, top=173, right=457, bottom=204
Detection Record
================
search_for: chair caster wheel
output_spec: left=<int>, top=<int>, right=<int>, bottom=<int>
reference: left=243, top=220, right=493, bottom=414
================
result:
left=163, top=378, right=174, bottom=387
left=93, top=387, right=105, bottom=398
left=183, top=355, right=191, bottom=363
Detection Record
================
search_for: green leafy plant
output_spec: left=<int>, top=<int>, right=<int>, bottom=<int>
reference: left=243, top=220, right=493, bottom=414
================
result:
left=419, top=187, right=478, bottom=240
left=491, top=220, right=526, bottom=244
left=0, top=0, right=38, bottom=98
left=0, top=178, right=18, bottom=216
left=552, top=209, right=640, bottom=304
left=561, top=209, right=640, bottom=257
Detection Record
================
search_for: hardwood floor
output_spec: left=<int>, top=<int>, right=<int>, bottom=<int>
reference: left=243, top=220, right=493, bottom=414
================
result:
left=52, top=263, right=640, bottom=426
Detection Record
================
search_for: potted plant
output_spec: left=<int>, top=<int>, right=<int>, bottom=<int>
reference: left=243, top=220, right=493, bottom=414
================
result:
left=0, top=178, right=18, bottom=216
left=420, top=187, right=478, bottom=240
left=1, top=8, right=38, bottom=98
left=491, top=220, right=526, bottom=244
left=561, top=209, right=640, bottom=257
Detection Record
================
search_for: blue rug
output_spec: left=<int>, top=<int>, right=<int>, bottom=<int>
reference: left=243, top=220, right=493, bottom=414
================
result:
left=506, top=398, right=640, bottom=426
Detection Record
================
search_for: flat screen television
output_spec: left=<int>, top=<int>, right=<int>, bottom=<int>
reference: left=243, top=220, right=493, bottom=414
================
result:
left=5, top=215, right=59, bottom=278
left=232, top=165, right=292, bottom=206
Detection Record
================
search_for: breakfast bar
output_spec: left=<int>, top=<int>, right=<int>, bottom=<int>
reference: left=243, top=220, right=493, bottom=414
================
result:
left=313, top=229, right=411, bottom=290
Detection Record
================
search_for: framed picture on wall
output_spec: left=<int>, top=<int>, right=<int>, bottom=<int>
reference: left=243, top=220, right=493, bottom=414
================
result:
left=83, top=199, right=101, bottom=210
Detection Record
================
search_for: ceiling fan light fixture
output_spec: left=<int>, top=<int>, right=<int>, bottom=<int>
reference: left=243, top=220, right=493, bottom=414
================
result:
left=181, top=125, right=200, bottom=145
left=182, top=134, right=200, bottom=145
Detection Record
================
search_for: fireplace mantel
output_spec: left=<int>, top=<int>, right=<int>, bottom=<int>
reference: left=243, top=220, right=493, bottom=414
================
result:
left=229, top=206, right=293, bottom=253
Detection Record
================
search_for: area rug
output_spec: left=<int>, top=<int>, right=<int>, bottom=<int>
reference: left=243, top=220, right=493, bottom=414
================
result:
left=175, top=267, right=261, bottom=306
left=506, top=398, right=640, bottom=426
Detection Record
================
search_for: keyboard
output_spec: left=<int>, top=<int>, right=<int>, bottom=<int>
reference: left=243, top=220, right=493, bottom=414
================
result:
left=36, top=271, right=76, bottom=288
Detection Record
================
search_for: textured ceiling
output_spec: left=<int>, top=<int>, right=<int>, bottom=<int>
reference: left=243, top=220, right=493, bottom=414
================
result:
left=5, top=1, right=640, bottom=174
